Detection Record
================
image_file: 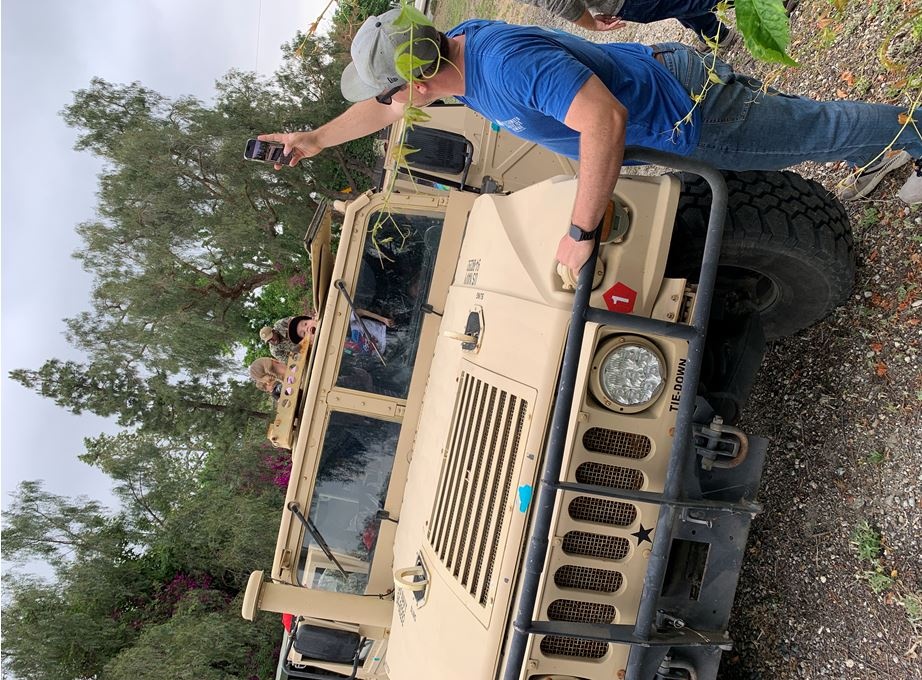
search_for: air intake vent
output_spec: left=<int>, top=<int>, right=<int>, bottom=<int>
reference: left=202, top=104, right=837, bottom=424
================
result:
left=554, top=564, right=623, bottom=593
left=562, top=531, right=630, bottom=561
left=402, top=127, right=471, bottom=174
left=540, top=636, right=608, bottom=659
left=569, top=496, right=637, bottom=526
left=583, top=428, right=652, bottom=459
left=548, top=599, right=616, bottom=623
left=575, top=462, right=644, bottom=490
left=428, top=370, right=529, bottom=606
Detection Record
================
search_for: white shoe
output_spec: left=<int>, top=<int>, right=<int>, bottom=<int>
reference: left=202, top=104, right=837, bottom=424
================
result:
left=897, top=159, right=922, bottom=204
left=836, top=150, right=911, bottom=201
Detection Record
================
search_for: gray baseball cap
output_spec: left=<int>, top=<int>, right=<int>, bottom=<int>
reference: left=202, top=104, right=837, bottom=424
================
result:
left=340, top=8, right=440, bottom=102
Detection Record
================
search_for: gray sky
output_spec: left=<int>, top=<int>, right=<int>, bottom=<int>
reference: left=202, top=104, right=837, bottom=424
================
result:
left=1, top=0, right=329, bottom=575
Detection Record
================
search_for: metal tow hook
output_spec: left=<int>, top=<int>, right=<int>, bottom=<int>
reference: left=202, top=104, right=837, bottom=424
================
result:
left=694, top=415, right=749, bottom=470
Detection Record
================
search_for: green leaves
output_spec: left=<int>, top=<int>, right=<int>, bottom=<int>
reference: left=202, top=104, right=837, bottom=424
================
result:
left=404, top=105, right=432, bottom=127
left=392, top=3, right=434, bottom=29
left=395, top=42, right=433, bottom=81
left=393, top=144, right=420, bottom=168
left=392, top=0, right=436, bottom=80
left=736, top=0, right=799, bottom=66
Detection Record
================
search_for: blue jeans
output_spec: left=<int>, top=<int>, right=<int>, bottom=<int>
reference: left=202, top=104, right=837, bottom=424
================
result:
left=620, top=0, right=725, bottom=40
left=652, top=43, right=922, bottom=169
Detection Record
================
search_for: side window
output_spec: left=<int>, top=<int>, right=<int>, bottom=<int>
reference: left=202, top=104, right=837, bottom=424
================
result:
left=336, top=212, right=444, bottom=399
left=297, top=412, right=400, bottom=593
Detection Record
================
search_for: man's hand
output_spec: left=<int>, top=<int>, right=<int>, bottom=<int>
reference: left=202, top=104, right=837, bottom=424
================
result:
left=257, top=131, right=323, bottom=170
left=587, top=13, right=627, bottom=30
left=574, top=10, right=627, bottom=31
left=556, top=232, right=595, bottom=275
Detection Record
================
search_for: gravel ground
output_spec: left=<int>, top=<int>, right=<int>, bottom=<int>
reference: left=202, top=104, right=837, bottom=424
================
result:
left=429, top=2, right=922, bottom=677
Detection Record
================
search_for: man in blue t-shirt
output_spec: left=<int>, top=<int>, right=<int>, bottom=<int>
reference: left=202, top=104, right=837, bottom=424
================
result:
left=259, top=10, right=922, bottom=273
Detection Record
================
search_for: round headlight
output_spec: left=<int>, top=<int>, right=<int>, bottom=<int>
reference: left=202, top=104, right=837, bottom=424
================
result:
left=590, top=336, right=666, bottom=412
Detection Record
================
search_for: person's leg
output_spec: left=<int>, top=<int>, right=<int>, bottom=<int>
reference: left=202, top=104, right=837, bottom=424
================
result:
left=678, top=12, right=724, bottom=41
left=659, top=45, right=922, bottom=172
left=621, top=0, right=734, bottom=47
left=620, top=0, right=720, bottom=27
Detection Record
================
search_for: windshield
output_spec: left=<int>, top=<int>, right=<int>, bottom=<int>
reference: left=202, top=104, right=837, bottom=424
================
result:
left=297, top=411, right=400, bottom=593
left=336, top=211, right=444, bottom=398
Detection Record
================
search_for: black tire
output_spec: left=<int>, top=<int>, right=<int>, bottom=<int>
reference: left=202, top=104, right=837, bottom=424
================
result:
left=666, top=170, right=855, bottom=339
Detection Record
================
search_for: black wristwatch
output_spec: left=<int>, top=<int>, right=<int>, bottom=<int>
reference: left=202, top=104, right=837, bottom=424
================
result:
left=568, top=223, right=599, bottom=242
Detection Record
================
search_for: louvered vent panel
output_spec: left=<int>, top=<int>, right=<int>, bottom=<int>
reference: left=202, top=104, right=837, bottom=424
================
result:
left=568, top=496, right=637, bottom=526
left=554, top=564, right=623, bottom=593
left=540, top=636, right=608, bottom=659
left=547, top=599, right=616, bottom=623
left=562, top=531, right=630, bottom=561
left=583, top=428, right=652, bottom=459
left=428, top=371, right=528, bottom=607
left=575, top=462, right=644, bottom=490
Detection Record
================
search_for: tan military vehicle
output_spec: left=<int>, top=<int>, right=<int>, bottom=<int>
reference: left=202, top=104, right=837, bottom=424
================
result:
left=244, top=105, right=854, bottom=680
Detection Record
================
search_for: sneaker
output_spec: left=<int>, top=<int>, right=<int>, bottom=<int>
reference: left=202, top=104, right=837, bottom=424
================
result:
left=835, top=150, right=911, bottom=201
left=695, top=26, right=739, bottom=54
left=897, top=159, right=922, bottom=204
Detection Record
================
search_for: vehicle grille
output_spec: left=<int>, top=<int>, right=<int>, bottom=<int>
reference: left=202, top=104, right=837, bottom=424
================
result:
left=562, top=531, right=630, bottom=561
left=568, top=496, right=637, bottom=526
left=427, top=370, right=529, bottom=606
left=540, top=636, right=609, bottom=659
left=554, top=564, right=623, bottom=593
left=583, top=427, right=652, bottom=459
left=575, top=462, right=644, bottom=490
left=547, top=599, right=616, bottom=623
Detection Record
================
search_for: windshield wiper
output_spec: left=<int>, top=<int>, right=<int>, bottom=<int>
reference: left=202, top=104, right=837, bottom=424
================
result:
left=334, top=279, right=386, bottom=366
left=286, top=501, right=349, bottom=580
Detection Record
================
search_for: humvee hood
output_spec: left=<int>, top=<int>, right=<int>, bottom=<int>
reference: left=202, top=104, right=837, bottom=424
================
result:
left=384, top=182, right=581, bottom=678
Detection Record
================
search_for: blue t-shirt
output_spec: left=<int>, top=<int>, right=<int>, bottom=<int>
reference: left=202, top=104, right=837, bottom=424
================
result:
left=446, top=20, right=700, bottom=159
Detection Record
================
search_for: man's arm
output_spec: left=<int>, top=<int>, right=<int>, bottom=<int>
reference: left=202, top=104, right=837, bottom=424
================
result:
left=572, top=10, right=627, bottom=30
left=358, top=309, right=395, bottom=328
left=517, top=0, right=626, bottom=30
left=258, top=98, right=406, bottom=169
left=556, top=74, right=627, bottom=272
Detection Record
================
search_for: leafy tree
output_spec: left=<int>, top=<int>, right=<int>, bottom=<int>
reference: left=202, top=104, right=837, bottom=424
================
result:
left=1, top=575, right=134, bottom=680
left=62, top=76, right=313, bottom=373
left=1, top=484, right=155, bottom=679
left=9, top=359, right=271, bottom=435
left=159, top=485, right=283, bottom=590
left=1, top=480, right=134, bottom=568
left=4, top=4, right=401, bottom=677
left=102, top=598, right=280, bottom=680
left=79, top=432, right=206, bottom=534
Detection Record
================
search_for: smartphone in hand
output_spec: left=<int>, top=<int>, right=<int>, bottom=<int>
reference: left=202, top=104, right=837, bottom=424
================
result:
left=244, top=138, right=294, bottom=165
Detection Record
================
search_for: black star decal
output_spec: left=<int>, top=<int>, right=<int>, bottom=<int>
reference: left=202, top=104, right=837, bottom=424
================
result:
left=631, top=524, right=653, bottom=545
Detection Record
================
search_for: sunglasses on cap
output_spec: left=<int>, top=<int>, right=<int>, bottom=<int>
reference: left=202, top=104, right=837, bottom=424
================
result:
left=375, top=84, right=406, bottom=105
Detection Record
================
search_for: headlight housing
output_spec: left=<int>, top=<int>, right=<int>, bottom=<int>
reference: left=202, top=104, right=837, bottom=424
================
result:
left=590, top=335, right=666, bottom=413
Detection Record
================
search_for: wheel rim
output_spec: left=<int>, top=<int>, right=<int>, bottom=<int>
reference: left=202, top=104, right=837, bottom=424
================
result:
left=713, top=265, right=781, bottom=315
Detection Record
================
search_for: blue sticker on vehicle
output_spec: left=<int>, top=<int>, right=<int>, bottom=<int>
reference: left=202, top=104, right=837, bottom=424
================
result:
left=518, top=485, right=533, bottom=513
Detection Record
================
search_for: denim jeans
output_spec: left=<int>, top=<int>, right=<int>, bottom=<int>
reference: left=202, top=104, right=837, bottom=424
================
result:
left=652, top=43, right=922, bottom=170
left=619, top=0, right=724, bottom=40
